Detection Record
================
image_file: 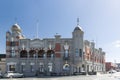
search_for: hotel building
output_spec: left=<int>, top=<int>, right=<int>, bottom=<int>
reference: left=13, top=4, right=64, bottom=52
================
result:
left=5, top=19, right=105, bottom=76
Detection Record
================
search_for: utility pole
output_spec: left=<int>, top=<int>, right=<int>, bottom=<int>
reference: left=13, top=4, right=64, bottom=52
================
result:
left=36, top=19, right=39, bottom=38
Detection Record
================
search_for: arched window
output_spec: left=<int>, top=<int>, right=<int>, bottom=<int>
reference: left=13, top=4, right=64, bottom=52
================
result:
left=38, top=50, right=45, bottom=58
left=20, top=50, right=27, bottom=58
left=29, top=50, right=36, bottom=58
left=47, top=50, right=55, bottom=58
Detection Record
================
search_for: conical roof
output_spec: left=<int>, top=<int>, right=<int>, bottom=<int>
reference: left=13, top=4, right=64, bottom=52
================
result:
left=74, top=25, right=83, bottom=31
left=11, top=23, right=21, bottom=32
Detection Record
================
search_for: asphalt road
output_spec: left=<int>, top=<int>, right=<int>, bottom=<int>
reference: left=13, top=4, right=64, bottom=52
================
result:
left=0, top=73, right=120, bottom=80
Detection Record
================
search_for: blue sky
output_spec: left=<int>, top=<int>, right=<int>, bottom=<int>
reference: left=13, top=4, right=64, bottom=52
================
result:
left=0, top=0, right=120, bottom=62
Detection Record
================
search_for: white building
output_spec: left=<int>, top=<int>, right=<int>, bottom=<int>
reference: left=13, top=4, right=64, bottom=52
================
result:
left=5, top=18, right=105, bottom=76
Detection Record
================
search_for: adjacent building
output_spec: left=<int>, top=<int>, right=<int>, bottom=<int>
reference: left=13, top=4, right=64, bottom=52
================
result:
left=0, top=54, right=6, bottom=74
left=84, top=40, right=105, bottom=73
left=105, top=62, right=116, bottom=71
left=115, top=63, right=120, bottom=71
left=5, top=19, right=106, bottom=76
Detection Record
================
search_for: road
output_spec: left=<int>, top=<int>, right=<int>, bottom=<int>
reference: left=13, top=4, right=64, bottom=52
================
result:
left=0, top=73, right=120, bottom=80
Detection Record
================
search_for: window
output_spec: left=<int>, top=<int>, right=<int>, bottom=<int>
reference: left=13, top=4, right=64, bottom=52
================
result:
left=48, top=63, right=53, bottom=72
left=30, top=65, right=34, bottom=72
left=9, top=65, right=15, bottom=72
left=51, top=54, right=54, bottom=59
left=10, top=42, right=16, bottom=46
left=43, top=54, right=46, bottom=59
left=75, top=49, right=79, bottom=56
left=11, top=47, right=15, bottom=57
left=38, top=50, right=45, bottom=58
left=21, top=65, right=24, bottom=72
left=79, top=49, right=82, bottom=57
left=30, top=63, right=34, bottom=72
left=33, top=54, right=36, bottom=58
left=21, top=63, right=25, bottom=72
left=65, top=50, right=68, bottom=58
left=39, top=63, right=44, bottom=72
left=47, top=50, right=54, bottom=58
left=20, top=50, right=27, bottom=58
left=79, top=67, right=81, bottom=72
left=29, top=50, right=36, bottom=58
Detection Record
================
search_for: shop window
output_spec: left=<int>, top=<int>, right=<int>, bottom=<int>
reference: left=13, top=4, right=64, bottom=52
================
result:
left=9, top=65, right=15, bottom=72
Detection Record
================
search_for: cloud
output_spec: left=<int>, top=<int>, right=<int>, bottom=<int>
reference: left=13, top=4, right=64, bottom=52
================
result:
left=100, top=40, right=120, bottom=62
left=112, top=40, right=120, bottom=48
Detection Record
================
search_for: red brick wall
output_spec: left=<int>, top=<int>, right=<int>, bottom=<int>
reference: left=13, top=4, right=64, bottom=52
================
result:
left=55, top=53, right=61, bottom=58
left=6, top=41, right=10, bottom=46
left=85, top=46, right=91, bottom=61
left=55, top=43, right=61, bottom=58
left=55, top=43, right=61, bottom=52
left=106, top=62, right=113, bottom=71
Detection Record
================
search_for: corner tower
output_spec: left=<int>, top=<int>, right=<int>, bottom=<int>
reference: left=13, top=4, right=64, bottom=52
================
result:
left=6, top=23, right=24, bottom=58
left=72, top=18, right=84, bottom=71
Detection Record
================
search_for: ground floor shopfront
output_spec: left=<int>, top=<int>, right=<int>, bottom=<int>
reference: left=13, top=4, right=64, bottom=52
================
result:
left=6, top=58, right=87, bottom=76
left=84, top=61, right=105, bottom=74
left=6, top=58, right=105, bottom=76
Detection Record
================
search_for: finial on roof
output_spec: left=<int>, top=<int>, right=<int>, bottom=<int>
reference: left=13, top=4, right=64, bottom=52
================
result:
left=77, top=17, right=79, bottom=25
left=73, top=17, right=83, bottom=31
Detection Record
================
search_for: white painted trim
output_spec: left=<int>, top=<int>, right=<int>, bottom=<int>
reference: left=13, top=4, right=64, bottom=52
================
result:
left=21, top=62, right=26, bottom=65
left=7, top=62, right=16, bottom=65
left=30, top=63, right=35, bottom=65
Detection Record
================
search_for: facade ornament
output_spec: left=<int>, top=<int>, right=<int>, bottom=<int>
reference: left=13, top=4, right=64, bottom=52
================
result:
left=77, top=17, right=79, bottom=25
left=49, top=43, right=52, bottom=50
left=11, top=37, right=14, bottom=42
left=64, top=43, right=69, bottom=50
left=22, top=44, right=25, bottom=50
